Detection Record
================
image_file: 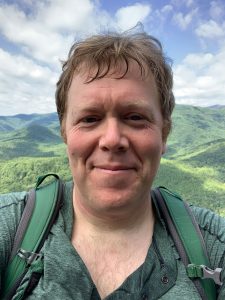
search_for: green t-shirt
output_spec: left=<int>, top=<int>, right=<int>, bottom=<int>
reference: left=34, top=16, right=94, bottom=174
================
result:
left=0, top=182, right=225, bottom=299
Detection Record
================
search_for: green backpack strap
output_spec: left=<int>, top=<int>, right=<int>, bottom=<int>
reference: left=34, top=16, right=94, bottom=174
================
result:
left=151, top=187, right=222, bottom=300
left=1, top=174, right=64, bottom=300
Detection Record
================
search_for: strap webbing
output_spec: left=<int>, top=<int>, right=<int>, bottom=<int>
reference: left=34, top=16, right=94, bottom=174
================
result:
left=152, top=187, right=217, bottom=300
left=9, top=189, right=36, bottom=261
left=2, top=174, right=63, bottom=299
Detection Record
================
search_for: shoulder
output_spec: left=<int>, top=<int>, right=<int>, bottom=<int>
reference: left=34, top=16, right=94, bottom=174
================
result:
left=0, top=191, right=27, bottom=271
left=190, top=205, right=225, bottom=244
left=0, top=191, right=27, bottom=209
left=190, top=205, right=225, bottom=295
left=0, top=191, right=27, bottom=222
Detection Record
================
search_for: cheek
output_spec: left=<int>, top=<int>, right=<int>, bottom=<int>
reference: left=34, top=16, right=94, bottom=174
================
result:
left=66, top=131, right=95, bottom=164
left=66, top=135, right=84, bottom=162
left=133, top=137, right=164, bottom=176
left=135, top=134, right=164, bottom=158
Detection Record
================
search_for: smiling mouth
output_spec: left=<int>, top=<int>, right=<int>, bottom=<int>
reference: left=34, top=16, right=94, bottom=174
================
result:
left=94, top=166, right=135, bottom=173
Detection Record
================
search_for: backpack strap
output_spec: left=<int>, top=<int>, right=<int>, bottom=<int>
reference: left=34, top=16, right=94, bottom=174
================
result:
left=1, top=174, right=64, bottom=300
left=151, top=186, right=222, bottom=300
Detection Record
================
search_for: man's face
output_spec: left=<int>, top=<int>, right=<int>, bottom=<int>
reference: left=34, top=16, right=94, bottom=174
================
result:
left=65, top=63, right=166, bottom=216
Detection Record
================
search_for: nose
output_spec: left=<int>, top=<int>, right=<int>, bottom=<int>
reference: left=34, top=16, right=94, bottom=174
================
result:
left=99, top=118, right=129, bottom=152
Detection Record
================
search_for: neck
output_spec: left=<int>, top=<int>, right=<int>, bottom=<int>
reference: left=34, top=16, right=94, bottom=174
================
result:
left=71, top=187, right=155, bottom=244
left=71, top=189, right=155, bottom=299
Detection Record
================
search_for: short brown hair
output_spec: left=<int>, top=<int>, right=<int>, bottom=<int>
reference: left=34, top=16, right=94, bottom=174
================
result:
left=56, top=29, right=175, bottom=138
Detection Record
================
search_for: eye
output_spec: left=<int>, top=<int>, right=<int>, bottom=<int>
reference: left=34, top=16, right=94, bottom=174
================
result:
left=81, top=116, right=100, bottom=123
left=126, top=114, right=144, bottom=121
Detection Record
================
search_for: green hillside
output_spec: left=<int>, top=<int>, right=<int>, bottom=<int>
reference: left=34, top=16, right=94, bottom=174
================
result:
left=153, top=159, right=225, bottom=215
left=0, top=105, right=224, bottom=215
left=0, top=113, right=59, bottom=132
left=0, top=156, right=71, bottom=193
left=166, top=105, right=225, bottom=157
left=0, top=125, right=62, bottom=159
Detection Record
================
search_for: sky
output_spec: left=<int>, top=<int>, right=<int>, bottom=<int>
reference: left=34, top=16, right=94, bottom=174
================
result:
left=0, top=0, right=225, bottom=116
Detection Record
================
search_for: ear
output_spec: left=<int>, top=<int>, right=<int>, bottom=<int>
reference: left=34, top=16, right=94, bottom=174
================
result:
left=161, top=121, right=169, bottom=155
left=162, top=142, right=167, bottom=155
left=61, top=119, right=67, bottom=144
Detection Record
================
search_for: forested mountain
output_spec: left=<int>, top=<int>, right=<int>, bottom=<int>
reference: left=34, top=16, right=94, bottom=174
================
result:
left=0, top=105, right=224, bottom=215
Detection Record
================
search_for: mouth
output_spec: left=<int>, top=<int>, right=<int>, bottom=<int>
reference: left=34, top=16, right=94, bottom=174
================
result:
left=93, top=165, right=136, bottom=172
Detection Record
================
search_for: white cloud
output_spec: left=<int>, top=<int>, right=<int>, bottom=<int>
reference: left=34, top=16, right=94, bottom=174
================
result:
left=154, top=4, right=173, bottom=31
left=115, top=3, right=151, bottom=31
left=0, top=0, right=115, bottom=115
left=171, top=0, right=194, bottom=8
left=37, top=0, right=94, bottom=31
left=173, top=8, right=198, bottom=30
left=161, top=5, right=173, bottom=14
left=187, top=0, right=194, bottom=7
left=0, top=0, right=112, bottom=66
left=174, top=45, right=225, bottom=106
left=0, top=3, right=70, bottom=66
left=0, top=49, right=56, bottom=81
left=195, top=19, right=225, bottom=39
left=0, top=48, right=58, bottom=115
left=209, top=1, right=225, bottom=20
left=183, top=53, right=214, bottom=68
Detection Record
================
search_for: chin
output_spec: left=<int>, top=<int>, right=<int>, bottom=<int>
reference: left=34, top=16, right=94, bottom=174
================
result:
left=89, top=190, right=139, bottom=212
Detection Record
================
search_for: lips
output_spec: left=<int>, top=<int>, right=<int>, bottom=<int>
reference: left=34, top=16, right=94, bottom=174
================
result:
left=93, top=164, right=136, bottom=171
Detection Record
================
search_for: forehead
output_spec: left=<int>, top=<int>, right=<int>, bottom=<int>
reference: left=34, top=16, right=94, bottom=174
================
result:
left=76, top=59, right=151, bottom=82
left=66, top=65, right=162, bottom=123
left=68, top=61, right=158, bottom=99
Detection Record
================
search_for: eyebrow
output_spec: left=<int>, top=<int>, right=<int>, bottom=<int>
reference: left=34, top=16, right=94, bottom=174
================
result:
left=123, top=102, right=156, bottom=120
left=74, top=99, right=152, bottom=110
left=70, top=104, right=157, bottom=125
left=118, top=101, right=151, bottom=110
left=70, top=97, right=157, bottom=118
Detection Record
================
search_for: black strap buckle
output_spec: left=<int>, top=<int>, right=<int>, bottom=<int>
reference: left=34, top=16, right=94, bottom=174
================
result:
left=17, top=248, right=42, bottom=265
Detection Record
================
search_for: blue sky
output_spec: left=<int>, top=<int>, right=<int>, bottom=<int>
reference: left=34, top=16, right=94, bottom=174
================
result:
left=0, top=0, right=224, bottom=115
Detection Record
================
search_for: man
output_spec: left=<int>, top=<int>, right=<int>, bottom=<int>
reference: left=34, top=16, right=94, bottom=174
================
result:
left=0, top=30, right=225, bottom=299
